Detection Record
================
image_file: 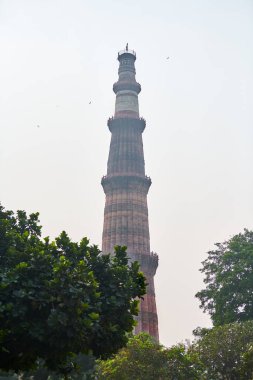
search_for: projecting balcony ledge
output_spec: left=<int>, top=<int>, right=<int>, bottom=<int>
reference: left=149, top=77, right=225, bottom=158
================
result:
left=113, top=81, right=141, bottom=94
left=134, top=251, right=159, bottom=276
left=101, top=174, right=151, bottom=181
left=107, top=116, right=146, bottom=133
left=101, top=174, right=152, bottom=194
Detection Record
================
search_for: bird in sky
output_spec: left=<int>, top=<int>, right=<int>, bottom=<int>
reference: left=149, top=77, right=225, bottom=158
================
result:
left=166, top=56, right=170, bottom=59
left=89, top=101, right=91, bottom=104
left=36, top=125, right=40, bottom=128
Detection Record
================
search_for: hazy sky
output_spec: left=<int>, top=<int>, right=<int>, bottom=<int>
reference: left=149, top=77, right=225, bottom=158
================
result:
left=1, top=0, right=253, bottom=347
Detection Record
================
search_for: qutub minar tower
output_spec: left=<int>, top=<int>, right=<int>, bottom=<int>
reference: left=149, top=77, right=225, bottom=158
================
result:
left=101, top=45, right=159, bottom=340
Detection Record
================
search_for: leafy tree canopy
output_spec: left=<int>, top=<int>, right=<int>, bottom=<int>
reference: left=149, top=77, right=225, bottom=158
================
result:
left=96, top=333, right=201, bottom=380
left=0, top=204, right=146, bottom=374
left=196, top=229, right=253, bottom=326
left=191, top=321, right=253, bottom=380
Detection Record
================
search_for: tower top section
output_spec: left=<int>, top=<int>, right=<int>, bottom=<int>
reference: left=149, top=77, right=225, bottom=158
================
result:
left=118, top=43, right=136, bottom=60
left=113, top=45, right=140, bottom=118
left=118, top=48, right=136, bottom=62
left=117, top=45, right=137, bottom=75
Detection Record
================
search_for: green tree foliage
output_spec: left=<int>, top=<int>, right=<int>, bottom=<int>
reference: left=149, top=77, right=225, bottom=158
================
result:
left=96, top=333, right=201, bottom=380
left=191, top=321, right=253, bottom=380
left=18, top=354, right=95, bottom=380
left=0, top=204, right=146, bottom=374
left=196, top=229, right=253, bottom=326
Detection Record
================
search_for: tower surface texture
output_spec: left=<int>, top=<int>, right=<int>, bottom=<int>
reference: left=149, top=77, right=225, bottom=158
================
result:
left=101, top=48, right=159, bottom=340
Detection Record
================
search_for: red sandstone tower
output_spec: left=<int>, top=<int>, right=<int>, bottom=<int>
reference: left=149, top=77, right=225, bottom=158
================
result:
left=101, top=47, right=159, bottom=340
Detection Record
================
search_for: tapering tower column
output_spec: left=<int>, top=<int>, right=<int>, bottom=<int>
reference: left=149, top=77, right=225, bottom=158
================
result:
left=101, top=47, right=159, bottom=340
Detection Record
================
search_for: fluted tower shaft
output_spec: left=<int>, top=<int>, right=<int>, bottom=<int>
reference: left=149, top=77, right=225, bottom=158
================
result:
left=101, top=48, right=159, bottom=340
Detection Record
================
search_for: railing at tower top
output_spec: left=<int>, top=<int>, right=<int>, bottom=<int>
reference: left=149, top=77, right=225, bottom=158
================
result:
left=101, top=174, right=151, bottom=181
left=107, top=116, right=146, bottom=124
left=118, top=49, right=136, bottom=57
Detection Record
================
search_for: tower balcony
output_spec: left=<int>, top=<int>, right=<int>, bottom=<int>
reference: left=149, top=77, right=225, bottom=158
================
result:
left=113, top=81, right=141, bottom=94
left=133, top=251, right=159, bottom=276
left=101, top=174, right=152, bottom=194
left=107, top=116, right=146, bottom=133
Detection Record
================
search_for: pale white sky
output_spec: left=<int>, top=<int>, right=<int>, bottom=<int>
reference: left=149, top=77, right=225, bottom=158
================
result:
left=1, top=0, right=253, bottom=347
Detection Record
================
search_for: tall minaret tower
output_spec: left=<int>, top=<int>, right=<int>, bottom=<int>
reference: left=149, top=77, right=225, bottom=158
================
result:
left=101, top=46, right=159, bottom=340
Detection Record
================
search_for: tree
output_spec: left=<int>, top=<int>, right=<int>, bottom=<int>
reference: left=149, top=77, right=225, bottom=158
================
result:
left=0, top=204, right=146, bottom=374
left=196, top=229, right=253, bottom=326
left=96, top=333, right=201, bottom=380
left=191, top=321, right=253, bottom=380
left=18, top=354, right=96, bottom=380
